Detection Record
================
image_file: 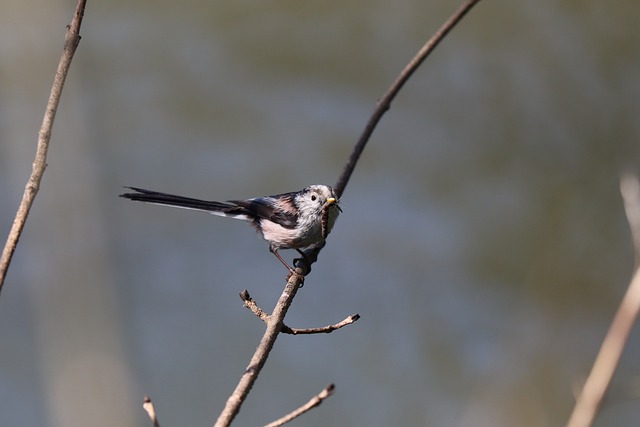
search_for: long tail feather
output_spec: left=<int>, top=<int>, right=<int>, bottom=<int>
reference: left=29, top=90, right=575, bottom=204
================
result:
left=120, top=187, right=249, bottom=220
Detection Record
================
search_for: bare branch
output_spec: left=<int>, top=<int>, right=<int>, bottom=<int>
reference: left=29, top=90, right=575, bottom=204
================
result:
left=240, top=290, right=360, bottom=334
left=240, top=289, right=270, bottom=322
left=334, top=0, right=483, bottom=198
left=621, top=174, right=640, bottom=265
left=214, top=272, right=305, bottom=427
left=143, top=395, right=161, bottom=427
left=282, top=315, right=360, bottom=335
left=565, top=174, right=640, bottom=427
left=0, top=0, right=87, bottom=294
left=217, top=2, right=483, bottom=425
left=263, top=384, right=335, bottom=427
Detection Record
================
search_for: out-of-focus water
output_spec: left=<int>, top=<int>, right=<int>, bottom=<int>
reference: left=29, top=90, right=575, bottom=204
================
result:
left=1, top=0, right=639, bottom=426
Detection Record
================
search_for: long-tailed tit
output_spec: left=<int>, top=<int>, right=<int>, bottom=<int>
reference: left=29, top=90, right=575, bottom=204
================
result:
left=120, top=185, right=341, bottom=273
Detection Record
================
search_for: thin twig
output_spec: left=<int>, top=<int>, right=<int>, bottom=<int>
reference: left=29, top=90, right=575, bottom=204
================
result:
left=263, top=384, right=335, bottom=427
left=334, top=0, right=482, bottom=198
left=0, top=0, right=87, bottom=294
left=240, top=290, right=360, bottom=334
left=281, top=315, right=360, bottom=335
left=565, top=174, right=640, bottom=427
left=214, top=273, right=305, bottom=427
left=143, top=395, right=161, bottom=427
left=240, top=290, right=270, bottom=322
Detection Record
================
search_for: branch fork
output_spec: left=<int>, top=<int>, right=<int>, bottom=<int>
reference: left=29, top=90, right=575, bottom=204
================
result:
left=240, top=290, right=360, bottom=335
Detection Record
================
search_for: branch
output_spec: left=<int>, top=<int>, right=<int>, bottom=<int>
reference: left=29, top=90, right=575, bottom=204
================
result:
left=0, top=0, right=87, bottom=295
left=143, top=395, right=161, bottom=427
left=214, top=272, right=305, bottom=427
left=333, top=0, right=483, bottom=198
left=215, top=2, right=483, bottom=425
left=263, top=384, right=335, bottom=427
left=282, top=315, right=360, bottom=335
left=240, top=290, right=360, bottom=334
left=300, top=0, right=483, bottom=268
left=565, top=174, right=640, bottom=427
left=621, top=173, right=640, bottom=266
left=240, top=289, right=270, bottom=322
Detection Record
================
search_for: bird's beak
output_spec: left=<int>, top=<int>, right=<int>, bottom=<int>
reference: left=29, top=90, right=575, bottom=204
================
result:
left=326, top=197, right=342, bottom=212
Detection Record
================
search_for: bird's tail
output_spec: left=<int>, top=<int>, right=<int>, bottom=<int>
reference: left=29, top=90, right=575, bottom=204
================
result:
left=120, top=187, right=250, bottom=220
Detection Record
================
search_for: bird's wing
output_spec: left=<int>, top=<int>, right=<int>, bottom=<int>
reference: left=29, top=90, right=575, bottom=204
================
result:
left=230, top=193, right=298, bottom=229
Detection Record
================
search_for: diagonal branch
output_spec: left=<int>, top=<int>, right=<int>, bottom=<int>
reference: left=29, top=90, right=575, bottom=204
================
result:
left=214, top=272, right=305, bottom=427
left=621, top=174, right=640, bottom=266
left=565, top=174, right=640, bottom=427
left=263, top=384, right=335, bottom=427
left=240, top=290, right=270, bottom=322
left=301, top=0, right=484, bottom=269
left=143, top=395, right=161, bottom=427
left=334, top=0, right=483, bottom=199
left=215, top=2, right=483, bottom=425
left=0, top=0, right=87, bottom=295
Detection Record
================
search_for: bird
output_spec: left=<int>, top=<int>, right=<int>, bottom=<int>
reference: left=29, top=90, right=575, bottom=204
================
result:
left=120, top=185, right=341, bottom=273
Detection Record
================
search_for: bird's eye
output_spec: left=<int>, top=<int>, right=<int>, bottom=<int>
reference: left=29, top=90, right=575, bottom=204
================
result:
left=311, top=195, right=317, bottom=201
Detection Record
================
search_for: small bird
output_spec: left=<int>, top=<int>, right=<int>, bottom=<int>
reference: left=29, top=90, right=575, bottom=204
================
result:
left=120, top=185, right=341, bottom=273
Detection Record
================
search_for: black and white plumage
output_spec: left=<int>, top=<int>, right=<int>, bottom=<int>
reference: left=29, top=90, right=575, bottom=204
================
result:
left=120, top=185, right=341, bottom=272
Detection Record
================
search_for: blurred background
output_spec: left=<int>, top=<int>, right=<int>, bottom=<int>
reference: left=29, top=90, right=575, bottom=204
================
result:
left=1, top=0, right=640, bottom=426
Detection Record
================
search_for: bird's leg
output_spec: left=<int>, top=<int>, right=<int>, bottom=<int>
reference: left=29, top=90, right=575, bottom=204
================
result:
left=269, top=246, right=296, bottom=274
left=269, top=247, right=306, bottom=285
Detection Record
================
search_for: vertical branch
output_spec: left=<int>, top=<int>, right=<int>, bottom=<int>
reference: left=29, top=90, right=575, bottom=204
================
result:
left=0, top=0, right=87, bottom=294
left=565, top=174, right=640, bottom=427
